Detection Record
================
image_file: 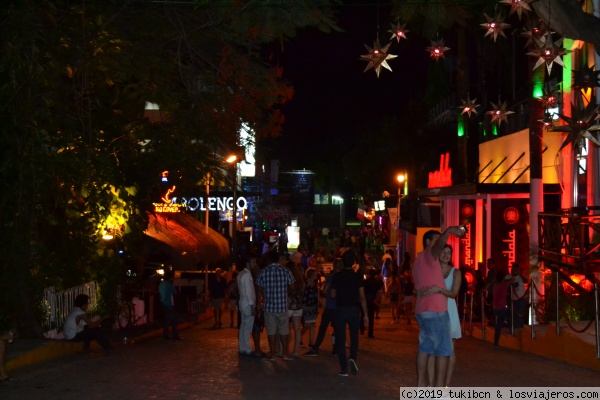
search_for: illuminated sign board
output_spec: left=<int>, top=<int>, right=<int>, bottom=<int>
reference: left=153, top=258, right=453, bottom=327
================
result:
left=171, top=196, right=248, bottom=212
left=428, top=152, right=452, bottom=188
left=154, top=186, right=248, bottom=213
left=153, top=203, right=186, bottom=213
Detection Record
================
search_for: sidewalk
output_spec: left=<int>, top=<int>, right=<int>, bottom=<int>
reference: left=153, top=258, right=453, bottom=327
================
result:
left=5, top=311, right=212, bottom=373
left=6, top=303, right=600, bottom=374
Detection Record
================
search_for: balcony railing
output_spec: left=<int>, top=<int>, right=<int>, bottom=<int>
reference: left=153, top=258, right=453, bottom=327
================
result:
left=538, top=207, right=600, bottom=274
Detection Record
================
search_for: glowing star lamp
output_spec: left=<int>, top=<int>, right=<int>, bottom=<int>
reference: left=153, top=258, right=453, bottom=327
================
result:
left=426, top=39, right=450, bottom=61
left=480, top=13, right=511, bottom=42
left=538, top=88, right=559, bottom=109
left=388, top=22, right=409, bottom=42
left=459, top=96, right=480, bottom=118
left=486, top=101, right=515, bottom=126
left=360, top=38, right=397, bottom=78
left=499, top=0, right=532, bottom=20
left=526, top=34, right=570, bottom=74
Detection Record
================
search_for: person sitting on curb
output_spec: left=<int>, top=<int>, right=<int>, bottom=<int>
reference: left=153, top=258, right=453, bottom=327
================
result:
left=0, top=330, right=16, bottom=382
left=63, top=294, right=112, bottom=354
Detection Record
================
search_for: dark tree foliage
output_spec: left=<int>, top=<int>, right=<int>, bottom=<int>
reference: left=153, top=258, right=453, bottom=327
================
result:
left=0, top=0, right=340, bottom=335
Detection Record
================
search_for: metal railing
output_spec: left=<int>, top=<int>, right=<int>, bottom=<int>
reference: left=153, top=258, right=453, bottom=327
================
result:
left=462, top=273, right=600, bottom=359
left=43, top=282, right=99, bottom=332
left=538, top=207, right=600, bottom=274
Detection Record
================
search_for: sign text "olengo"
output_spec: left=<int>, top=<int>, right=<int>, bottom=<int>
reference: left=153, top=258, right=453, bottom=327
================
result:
left=170, top=196, right=248, bottom=212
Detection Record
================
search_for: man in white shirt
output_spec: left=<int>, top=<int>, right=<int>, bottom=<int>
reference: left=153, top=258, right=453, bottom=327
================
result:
left=63, top=294, right=112, bottom=354
left=237, top=257, right=259, bottom=356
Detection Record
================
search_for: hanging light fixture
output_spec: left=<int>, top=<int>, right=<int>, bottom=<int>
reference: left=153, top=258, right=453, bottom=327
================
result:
left=551, top=102, right=600, bottom=153
left=426, top=39, right=450, bottom=61
left=480, top=13, right=511, bottom=42
left=360, top=38, right=397, bottom=78
left=538, top=112, right=555, bottom=127
left=499, top=0, right=532, bottom=20
left=526, top=33, right=570, bottom=74
left=521, top=19, right=550, bottom=48
left=388, top=22, right=409, bottom=42
left=459, top=95, right=480, bottom=118
left=572, top=65, right=600, bottom=91
left=487, top=100, right=515, bottom=125
left=537, top=87, right=559, bottom=109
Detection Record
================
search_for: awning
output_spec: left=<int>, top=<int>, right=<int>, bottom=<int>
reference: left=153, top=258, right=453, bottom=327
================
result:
left=144, top=212, right=230, bottom=268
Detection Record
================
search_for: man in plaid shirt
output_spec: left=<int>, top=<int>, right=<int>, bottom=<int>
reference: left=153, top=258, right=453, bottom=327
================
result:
left=256, top=250, right=295, bottom=361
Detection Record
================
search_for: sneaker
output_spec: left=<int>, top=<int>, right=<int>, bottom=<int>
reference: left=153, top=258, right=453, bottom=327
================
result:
left=304, top=348, right=318, bottom=357
left=348, top=359, right=358, bottom=375
left=338, top=370, right=349, bottom=377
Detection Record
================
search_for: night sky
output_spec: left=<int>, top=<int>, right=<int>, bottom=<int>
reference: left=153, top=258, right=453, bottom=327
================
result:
left=265, top=2, right=430, bottom=174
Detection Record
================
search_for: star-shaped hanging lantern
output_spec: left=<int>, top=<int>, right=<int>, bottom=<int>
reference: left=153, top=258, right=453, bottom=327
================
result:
left=499, top=0, right=532, bottom=20
left=388, top=22, right=409, bottom=42
left=459, top=96, right=480, bottom=118
left=526, top=34, right=570, bottom=74
left=480, top=13, right=511, bottom=42
left=359, top=38, right=397, bottom=78
left=426, top=39, right=450, bottom=61
left=537, top=87, right=559, bottom=109
left=521, top=20, right=550, bottom=48
left=486, top=100, right=515, bottom=125
left=538, top=112, right=554, bottom=128
left=572, top=65, right=600, bottom=91
left=551, top=102, right=600, bottom=153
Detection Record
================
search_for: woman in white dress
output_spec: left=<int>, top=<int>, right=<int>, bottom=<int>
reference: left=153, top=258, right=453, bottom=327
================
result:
left=438, top=244, right=462, bottom=387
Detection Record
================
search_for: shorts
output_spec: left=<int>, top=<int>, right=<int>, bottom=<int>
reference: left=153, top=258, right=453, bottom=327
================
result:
left=416, top=311, right=453, bottom=357
left=228, top=300, right=238, bottom=311
left=288, top=309, right=303, bottom=318
left=213, top=298, right=224, bottom=310
left=303, top=307, right=317, bottom=324
left=264, top=311, right=290, bottom=336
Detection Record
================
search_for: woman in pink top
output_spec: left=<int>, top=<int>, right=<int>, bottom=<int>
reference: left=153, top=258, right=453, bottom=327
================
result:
left=492, top=270, right=509, bottom=349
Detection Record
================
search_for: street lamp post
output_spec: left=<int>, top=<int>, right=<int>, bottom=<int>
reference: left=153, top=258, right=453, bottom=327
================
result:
left=226, top=152, right=242, bottom=270
left=232, top=163, right=237, bottom=269
left=204, top=171, right=210, bottom=303
left=396, top=173, right=406, bottom=264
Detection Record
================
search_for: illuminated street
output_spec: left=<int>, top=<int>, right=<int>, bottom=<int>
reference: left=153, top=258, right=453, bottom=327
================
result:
left=1, top=307, right=598, bottom=400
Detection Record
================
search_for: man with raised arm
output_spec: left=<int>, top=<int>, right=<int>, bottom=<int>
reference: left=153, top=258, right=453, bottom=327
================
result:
left=413, top=226, right=465, bottom=387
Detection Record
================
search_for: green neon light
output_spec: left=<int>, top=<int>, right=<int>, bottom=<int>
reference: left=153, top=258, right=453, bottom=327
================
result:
left=457, top=117, right=465, bottom=137
left=532, top=70, right=544, bottom=98
left=562, top=39, right=573, bottom=97
left=492, top=124, right=498, bottom=136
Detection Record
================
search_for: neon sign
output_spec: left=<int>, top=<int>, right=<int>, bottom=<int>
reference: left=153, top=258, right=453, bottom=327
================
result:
left=428, top=152, right=452, bottom=188
left=155, top=186, right=248, bottom=213
left=171, top=196, right=247, bottom=212
left=153, top=203, right=186, bottom=213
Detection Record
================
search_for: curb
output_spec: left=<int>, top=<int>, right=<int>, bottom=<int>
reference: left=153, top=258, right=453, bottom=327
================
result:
left=6, top=311, right=213, bottom=373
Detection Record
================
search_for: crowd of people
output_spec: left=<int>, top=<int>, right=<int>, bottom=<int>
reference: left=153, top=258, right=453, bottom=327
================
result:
left=0, top=226, right=529, bottom=386
left=209, top=233, right=533, bottom=385
left=219, top=242, right=418, bottom=378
